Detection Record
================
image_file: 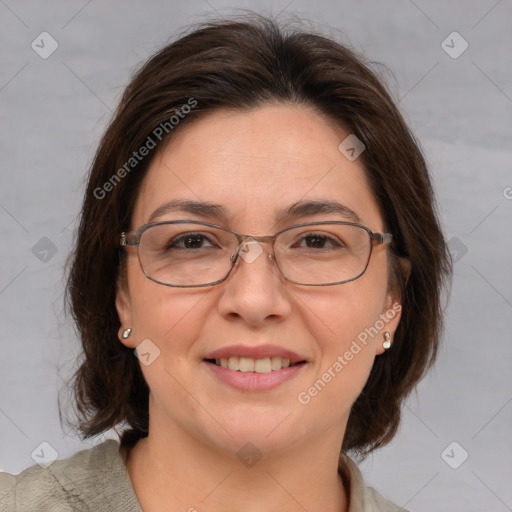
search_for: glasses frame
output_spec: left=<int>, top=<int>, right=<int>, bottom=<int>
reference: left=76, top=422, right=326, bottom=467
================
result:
left=120, top=220, right=393, bottom=287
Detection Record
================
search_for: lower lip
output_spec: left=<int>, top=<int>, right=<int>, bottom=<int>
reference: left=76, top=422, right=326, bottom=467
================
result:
left=204, top=360, right=306, bottom=391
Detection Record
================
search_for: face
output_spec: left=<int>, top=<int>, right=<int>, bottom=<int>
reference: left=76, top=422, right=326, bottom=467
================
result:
left=116, top=104, right=404, bottom=458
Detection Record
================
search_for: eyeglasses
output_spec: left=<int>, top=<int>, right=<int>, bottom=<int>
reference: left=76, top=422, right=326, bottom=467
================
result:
left=120, top=220, right=392, bottom=287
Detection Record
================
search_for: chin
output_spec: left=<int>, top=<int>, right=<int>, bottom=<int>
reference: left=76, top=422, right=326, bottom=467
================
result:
left=204, top=405, right=309, bottom=456
left=209, top=428, right=300, bottom=462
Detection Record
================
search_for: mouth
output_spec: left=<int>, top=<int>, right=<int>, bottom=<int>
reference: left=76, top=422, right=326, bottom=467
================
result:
left=204, top=356, right=307, bottom=373
left=203, top=357, right=307, bottom=392
left=202, top=344, right=308, bottom=391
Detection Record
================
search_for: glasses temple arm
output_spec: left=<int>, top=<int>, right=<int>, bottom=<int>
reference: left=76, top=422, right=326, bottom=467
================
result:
left=374, top=233, right=393, bottom=245
left=120, top=232, right=139, bottom=246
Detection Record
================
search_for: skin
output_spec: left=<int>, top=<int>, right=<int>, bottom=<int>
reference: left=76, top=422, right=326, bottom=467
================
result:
left=116, top=104, right=407, bottom=512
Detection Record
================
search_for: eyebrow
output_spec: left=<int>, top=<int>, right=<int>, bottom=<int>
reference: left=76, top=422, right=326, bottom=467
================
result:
left=278, top=199, right=361, bottom=224
left=147, top=198, right=361, bottom=224
left=148, top=199, right=228, bottom=223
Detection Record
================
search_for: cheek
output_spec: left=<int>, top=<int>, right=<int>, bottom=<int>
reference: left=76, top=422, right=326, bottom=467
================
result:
left=127, top=259, right=208, bottom=354
left=310, top=286, right=382, bottom=365
left=299, top=259, right=389, bottom=407
left=295, top=304, right=378, bottom=424
left=305, top=257, right=389, bottom=349
left=128, top=277, right=214, bottom=408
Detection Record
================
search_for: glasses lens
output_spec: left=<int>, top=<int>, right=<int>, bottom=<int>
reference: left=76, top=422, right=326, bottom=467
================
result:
left=136, top=222, right=373, bottom=287
left=138, top=223, right=236, bottom=286
left=275, top=224, right=371, bottom=285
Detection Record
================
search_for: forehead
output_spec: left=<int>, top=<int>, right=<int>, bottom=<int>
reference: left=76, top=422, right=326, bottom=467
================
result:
left=132, top=104, right=383, bottom=231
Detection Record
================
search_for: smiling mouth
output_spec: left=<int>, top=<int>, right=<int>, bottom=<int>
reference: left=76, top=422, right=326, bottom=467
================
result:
left=204, top=357, right=306, bottom=373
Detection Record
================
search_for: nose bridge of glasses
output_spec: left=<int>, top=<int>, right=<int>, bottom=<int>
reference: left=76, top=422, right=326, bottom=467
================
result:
left=235, top=235, right=275, bottom=265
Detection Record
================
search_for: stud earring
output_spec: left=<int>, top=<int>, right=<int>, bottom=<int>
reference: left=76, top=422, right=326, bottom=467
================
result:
left=121, top=328, right=132, bottom=339
left=382, top=332, right=391, bottom=349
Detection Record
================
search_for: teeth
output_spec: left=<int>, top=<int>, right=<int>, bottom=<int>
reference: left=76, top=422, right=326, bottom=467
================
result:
left=215, top=356, right=293, bottom=372
left=254, top=357, right=271, bottom=373
left=228, top=356, right=239, bottom=370
left=239, top=357, right=255, bottom=372
left=272, top=356, right=290, bottom=370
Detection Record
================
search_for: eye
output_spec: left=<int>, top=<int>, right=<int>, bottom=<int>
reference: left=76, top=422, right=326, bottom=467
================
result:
left=292, top=232, right=344, bottom=249
left=168, top=232, right=218, bottom=249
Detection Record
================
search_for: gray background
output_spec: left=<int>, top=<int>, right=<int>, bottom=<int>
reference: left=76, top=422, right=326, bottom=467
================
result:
left=1, top=0, right=511, bottom=510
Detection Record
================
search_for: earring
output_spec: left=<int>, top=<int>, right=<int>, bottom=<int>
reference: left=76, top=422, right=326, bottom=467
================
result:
left=382, top=332, right=391, bottom=349
left=121, top=328, right=132, bottom=339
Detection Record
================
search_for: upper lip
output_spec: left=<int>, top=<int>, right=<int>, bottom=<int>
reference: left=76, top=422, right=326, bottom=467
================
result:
left=204, top=344, right=306, bottom=364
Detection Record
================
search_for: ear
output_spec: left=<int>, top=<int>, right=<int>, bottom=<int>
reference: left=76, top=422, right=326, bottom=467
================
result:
left=375, top=257, right=411, bottom=356
left=115, top=277, right=136, bottom=348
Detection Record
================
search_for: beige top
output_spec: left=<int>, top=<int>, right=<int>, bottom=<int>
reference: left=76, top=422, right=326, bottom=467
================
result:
left=0, top=440, right=408, bottom=511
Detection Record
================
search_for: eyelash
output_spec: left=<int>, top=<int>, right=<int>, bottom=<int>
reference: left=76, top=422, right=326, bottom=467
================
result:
left=167, top=231, right=344, bottom=250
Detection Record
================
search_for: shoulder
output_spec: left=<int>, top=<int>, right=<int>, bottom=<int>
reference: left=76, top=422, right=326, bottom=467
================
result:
left=339, top=454, right=410, bottom=512
left=362, top=486, right=410, bottom=512
left=0, top=439, right=141, bottom=512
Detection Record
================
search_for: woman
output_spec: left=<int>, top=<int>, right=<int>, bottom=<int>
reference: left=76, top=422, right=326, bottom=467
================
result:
left=0, top=15, right=451, bottom=511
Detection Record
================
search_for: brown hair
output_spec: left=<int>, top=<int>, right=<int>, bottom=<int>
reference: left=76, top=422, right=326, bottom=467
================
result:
left=65, top=14, right=452, bottom=458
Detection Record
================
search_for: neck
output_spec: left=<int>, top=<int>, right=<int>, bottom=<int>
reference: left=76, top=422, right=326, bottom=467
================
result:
left=125, top=424, right=348, bottom=512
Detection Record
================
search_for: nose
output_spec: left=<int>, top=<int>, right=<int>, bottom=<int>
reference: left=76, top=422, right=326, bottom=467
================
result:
left=216, top=239, right=292, bottom=326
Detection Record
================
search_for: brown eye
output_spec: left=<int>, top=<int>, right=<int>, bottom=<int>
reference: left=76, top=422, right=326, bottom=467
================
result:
left=292, top=233, right=344, bottom=249
left=168, top=233, right=217, bottom=249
